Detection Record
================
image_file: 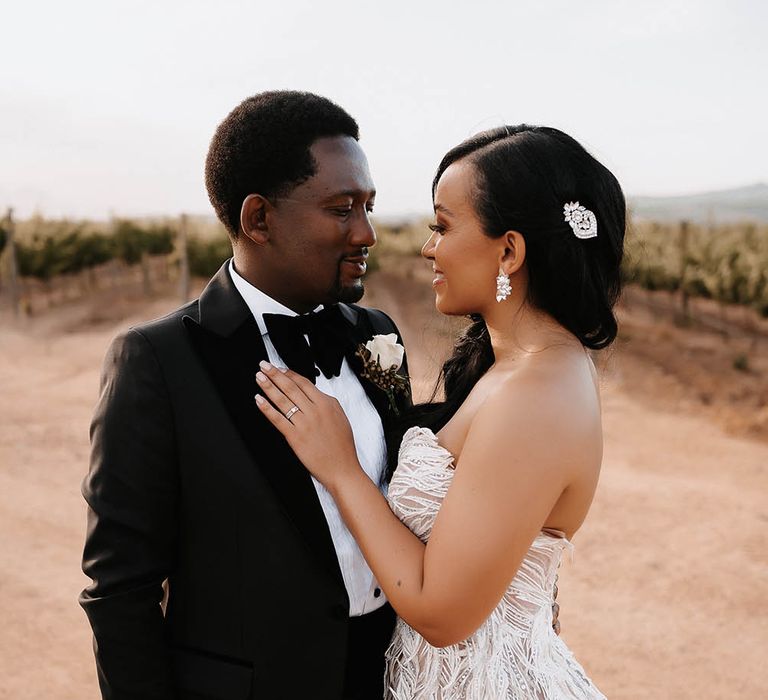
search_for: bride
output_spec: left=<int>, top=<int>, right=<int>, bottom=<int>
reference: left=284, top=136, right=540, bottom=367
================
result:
left=254, top=125, right=625, bottom=698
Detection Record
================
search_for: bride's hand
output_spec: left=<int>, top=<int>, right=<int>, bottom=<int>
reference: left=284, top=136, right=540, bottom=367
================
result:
left=254, top=360, right=362, bottom=489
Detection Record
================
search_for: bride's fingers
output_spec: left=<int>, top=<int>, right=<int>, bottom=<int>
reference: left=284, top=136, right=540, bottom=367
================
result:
left=256, top=371, right=303, bottom=419
left=257, top=362, right=311, bottom=411
left=254, top=394, right=294, bottom=432
left=278, top=367, right=320, bottom=402
left=260, top=361, right=317, bottom=405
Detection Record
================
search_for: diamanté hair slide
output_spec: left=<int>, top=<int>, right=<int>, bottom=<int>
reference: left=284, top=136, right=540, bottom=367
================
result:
left=563, top=201, right=597, bottom=239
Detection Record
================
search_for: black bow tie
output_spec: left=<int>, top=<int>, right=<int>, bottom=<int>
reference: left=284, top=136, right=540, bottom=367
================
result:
left=262, top=305, right=352, bottom=382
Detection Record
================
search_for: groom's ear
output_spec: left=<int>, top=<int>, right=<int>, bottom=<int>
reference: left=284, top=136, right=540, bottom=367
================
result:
left=240, top=194, right=270, bottom=245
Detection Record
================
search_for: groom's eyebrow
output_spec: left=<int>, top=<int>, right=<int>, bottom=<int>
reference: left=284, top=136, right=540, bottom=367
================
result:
left=322, top=188, right=376, bottom=201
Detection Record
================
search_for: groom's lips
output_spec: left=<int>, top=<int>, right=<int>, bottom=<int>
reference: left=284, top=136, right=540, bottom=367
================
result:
left=341, top=253, right=368, bottom=277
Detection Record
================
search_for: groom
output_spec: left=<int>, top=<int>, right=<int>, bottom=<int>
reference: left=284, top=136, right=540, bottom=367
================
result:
left=79, top=91, right=411, bottom=699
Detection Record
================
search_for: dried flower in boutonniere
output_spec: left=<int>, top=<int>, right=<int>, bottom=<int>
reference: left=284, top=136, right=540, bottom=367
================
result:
left=355, top=333, right=410, bottom=415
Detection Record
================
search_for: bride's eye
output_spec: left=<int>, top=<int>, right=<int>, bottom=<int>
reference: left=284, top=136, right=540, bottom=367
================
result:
left=428, top=223, right=445, bottom=235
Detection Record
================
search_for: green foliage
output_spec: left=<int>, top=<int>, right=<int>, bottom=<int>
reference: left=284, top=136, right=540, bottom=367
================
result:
left=187, top=235, right=232, bottom=277
left=366, top=219, right=431, bottom=274
left=112, top=220, right=143, bottom=265
left=623, top=221, right=768, bottom=316
left=143, top=225, right=175, bottom=256
left=112, top=220, right=175, bottom=265
left=14, top=218, right=180, bottom=282
left=374, top=220, right=430, bottom=257
left=11, top=215, right=768, bottom=321
left=76, top=232, right=115, bottom=268
left=17, top=235, right=63, bottom=281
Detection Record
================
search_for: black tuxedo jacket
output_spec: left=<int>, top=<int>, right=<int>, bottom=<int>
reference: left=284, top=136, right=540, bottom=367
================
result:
left=79, top=261, right=410, bottom=700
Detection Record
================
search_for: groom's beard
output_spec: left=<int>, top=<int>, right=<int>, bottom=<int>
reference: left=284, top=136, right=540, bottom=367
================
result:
left=333, top=275, right=366, bottom=304
left=331, top=257, right=367, bottom=304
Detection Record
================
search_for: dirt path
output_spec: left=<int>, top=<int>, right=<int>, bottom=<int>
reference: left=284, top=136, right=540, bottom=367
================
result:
left=0, top=267, right=766, bottom=699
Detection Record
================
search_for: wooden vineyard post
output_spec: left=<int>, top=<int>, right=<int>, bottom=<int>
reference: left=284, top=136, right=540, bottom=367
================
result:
left=4, top=207, right=20, bottom=318
left=679, top=220, right=690, bottom=323
left=141, top=251, right=153, bottom=297
left=179, top=213, right=190, bottom=303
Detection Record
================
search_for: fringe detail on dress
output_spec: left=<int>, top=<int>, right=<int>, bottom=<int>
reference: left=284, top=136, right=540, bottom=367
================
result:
left=384, top=427, right=605, bottom=699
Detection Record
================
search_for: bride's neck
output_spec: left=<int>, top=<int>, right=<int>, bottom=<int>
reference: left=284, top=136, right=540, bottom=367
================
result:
left=484, top=302, right=579, bottom=366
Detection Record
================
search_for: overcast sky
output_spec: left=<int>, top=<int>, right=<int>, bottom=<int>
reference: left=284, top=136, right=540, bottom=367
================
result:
left=2, top=0, right=766, bottom=220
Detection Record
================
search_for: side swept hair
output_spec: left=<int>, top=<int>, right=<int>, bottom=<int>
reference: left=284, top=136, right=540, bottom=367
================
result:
left=386, top=125, right=626, bottom=476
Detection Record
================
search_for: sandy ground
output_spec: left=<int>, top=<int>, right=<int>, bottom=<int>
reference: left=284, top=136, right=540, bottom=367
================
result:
left=0, top=259, right=766, bottom=699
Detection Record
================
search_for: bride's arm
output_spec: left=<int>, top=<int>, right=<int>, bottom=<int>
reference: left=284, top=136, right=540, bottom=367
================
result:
left=255, top=361, right=592, bottom=647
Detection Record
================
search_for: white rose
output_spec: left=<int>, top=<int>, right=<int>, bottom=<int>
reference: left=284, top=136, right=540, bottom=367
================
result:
left=364, top=333, right=404, bottom=371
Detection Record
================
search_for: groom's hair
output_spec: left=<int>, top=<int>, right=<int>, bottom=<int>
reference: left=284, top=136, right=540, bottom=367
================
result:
left=205, top=91, right=360, bottom=238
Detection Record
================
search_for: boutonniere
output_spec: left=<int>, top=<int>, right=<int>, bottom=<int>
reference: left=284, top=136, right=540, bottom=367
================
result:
left=355, top=333, right=410, bottom=415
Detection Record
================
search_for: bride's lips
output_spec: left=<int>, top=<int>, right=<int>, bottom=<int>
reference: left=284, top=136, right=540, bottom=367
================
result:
left=341, top=254, right=368, bottom=277
left=432, top=267, right=445, bottom=287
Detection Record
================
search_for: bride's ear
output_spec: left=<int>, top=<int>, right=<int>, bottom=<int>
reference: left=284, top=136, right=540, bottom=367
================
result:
left=499, top=230, right=526, bottom=276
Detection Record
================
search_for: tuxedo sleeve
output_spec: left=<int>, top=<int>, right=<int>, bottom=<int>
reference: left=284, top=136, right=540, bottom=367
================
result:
left=79, top=328, right=178, bottom=700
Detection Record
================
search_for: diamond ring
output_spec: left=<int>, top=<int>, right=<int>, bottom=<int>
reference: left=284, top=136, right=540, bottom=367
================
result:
left=285, top=406, right=301, bottom=421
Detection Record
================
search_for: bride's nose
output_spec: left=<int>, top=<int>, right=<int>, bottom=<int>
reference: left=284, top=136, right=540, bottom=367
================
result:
left=421, top=231, right=437, bottom=260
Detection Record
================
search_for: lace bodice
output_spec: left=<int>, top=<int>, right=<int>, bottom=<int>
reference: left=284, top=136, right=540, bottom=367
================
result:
left=384, top=426, right=606, bottom=699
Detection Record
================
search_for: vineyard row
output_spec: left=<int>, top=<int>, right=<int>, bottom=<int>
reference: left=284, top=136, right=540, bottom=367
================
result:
left=1, top=217, right=767, bottom=317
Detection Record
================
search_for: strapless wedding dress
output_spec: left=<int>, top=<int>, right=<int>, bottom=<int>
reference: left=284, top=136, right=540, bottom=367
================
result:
left=384, top=426, right=606, bottom=699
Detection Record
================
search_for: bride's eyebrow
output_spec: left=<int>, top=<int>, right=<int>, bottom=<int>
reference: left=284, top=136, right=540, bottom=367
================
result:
left=434, top=203, right=454, bottom=217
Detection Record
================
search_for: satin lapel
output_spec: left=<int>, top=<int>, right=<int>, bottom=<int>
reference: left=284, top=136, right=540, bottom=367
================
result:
left=183, top=262, right=344, bottom=587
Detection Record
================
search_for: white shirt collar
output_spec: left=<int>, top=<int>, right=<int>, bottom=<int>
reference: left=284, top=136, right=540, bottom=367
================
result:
left=228, top=259, right=321, bottom=336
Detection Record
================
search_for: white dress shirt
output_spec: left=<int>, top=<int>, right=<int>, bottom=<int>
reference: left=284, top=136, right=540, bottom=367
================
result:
left=228, top=260, right=388, bottom=616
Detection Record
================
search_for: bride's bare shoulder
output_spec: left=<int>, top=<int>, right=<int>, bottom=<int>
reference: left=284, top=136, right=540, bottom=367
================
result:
left=467, top=349, right=602, bottom=464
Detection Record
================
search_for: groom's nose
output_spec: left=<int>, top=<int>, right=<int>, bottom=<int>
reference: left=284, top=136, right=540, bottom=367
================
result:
left=348, top=208, right=377, bottom=248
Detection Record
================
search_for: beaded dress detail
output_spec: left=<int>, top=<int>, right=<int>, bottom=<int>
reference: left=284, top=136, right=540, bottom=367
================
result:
left=384, top=427, right=606, bottom=699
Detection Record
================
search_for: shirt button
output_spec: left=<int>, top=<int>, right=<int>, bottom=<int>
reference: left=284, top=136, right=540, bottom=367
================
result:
left=373, top=588, right=381, bottom=598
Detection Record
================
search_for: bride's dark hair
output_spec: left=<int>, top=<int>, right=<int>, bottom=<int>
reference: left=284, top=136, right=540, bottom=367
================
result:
left=385, top=125, right=626, bottom=476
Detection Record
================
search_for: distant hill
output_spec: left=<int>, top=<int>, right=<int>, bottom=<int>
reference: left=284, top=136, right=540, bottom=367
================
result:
left=629, top=183, right=768, bottom=223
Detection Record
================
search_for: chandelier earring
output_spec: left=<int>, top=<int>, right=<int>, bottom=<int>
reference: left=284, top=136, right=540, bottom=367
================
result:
left=495, top=268, right=512, bottom=302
